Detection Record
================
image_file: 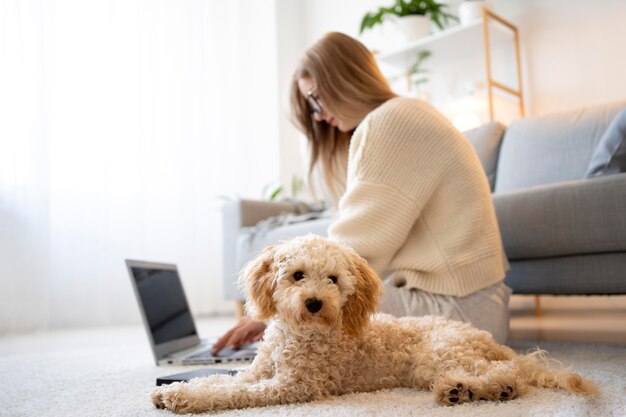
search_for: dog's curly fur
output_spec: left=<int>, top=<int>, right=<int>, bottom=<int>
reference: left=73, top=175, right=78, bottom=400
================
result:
left=151, top=235, right=597, bottom=413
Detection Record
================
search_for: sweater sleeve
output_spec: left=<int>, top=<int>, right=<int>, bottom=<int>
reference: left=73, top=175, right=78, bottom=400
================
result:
left=328, top=99, right=454, bottom=274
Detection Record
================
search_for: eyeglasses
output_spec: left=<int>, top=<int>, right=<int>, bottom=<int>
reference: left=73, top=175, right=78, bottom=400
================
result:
left=306, top=87, right=323, bottom=116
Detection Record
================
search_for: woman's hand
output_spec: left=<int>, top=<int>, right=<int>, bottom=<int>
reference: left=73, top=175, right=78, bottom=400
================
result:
left=211, top=316, right=266, bottom=356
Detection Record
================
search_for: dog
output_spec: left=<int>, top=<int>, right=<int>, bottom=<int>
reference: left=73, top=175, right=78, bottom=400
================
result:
left=151, top=235, right=597, bottom=413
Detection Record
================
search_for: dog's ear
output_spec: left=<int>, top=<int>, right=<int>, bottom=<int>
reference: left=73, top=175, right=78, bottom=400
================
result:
left=342, top=251, right=382, bottom=337
left=238, top=245, right=278, bottom=321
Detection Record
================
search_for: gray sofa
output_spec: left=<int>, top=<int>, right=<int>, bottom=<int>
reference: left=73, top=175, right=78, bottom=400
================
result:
left=488, top=102, right=626, bottom=295
left=221, top=102, right=626, bottom=301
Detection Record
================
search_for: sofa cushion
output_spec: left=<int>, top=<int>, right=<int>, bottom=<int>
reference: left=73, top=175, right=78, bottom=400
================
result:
left=505, top=253, right=626, bottom=295
left=494, top=102, right=626, bottom=193
left=584, top=107, right=626, bottom=177
left=462, top=122, right=505, bottom=191
left=493, top=173, right=626, bottom=260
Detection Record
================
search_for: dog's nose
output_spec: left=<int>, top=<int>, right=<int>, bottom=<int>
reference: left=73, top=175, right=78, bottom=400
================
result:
left=305, top=298, right=323, bottom=313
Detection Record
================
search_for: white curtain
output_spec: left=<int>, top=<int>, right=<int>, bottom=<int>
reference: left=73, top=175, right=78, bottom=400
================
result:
left=0, top=0, right=281, bottom=333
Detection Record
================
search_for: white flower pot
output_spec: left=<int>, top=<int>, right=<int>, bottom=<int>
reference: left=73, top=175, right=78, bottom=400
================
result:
left=458, top=0, right=490, bottom=26
left=394, top=15, right=431, bottom=42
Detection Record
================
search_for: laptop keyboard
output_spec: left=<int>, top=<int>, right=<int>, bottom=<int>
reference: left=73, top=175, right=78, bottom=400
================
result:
left=187, top=350, right=219, bottom=360
left=182, top=348, right=255, bottom=365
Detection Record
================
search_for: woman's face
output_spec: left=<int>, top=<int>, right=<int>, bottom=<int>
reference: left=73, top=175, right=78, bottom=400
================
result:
left=297, top=77, right=354, bottom=132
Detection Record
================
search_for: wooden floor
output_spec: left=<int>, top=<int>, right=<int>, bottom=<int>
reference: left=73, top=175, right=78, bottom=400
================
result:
left=508, top=294, right=626, bottom=344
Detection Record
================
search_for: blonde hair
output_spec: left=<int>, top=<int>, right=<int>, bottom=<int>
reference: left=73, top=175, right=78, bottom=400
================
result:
left=290, top=32, right=396, bottom=207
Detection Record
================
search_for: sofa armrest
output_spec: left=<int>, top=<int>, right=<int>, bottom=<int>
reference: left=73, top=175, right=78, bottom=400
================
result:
left=493, top=173, right=626, bottom=260
left=237, top=199, right=296, bottom=227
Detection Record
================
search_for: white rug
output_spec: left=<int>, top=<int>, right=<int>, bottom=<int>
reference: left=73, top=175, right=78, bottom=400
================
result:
left=1, top=320, right=624, bottom=417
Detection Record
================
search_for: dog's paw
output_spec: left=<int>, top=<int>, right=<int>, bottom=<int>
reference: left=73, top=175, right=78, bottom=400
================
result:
left=151, top=385, right=193, bottom=414
left=151, top=388, right=165, bottom=409
left=436, top=382, right=474, bottom=406
left=484, top=383, right=519, bottom=402
left=496, top=384, right=517, bottom=401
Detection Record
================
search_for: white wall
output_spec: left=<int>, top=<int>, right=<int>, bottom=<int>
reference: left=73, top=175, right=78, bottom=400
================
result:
left=273, top=0, right=626, bottom=185
left=273, top=0, right=307, bottom=195
left=233, top=0, right=282, bottom=199
left=491, top=0, right=626, bottom=115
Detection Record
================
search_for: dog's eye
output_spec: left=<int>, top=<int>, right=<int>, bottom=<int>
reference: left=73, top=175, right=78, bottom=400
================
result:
left=293, top=271, right=305, bottom=281
left=329, top=275, right=338, bottom=284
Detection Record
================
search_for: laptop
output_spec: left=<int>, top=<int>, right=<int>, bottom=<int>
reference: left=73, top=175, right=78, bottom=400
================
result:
left=126, top=259, right=257, bottom=366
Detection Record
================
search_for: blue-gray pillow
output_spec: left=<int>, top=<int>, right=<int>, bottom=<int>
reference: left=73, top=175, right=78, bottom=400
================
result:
left=584, top=107, right=626, bottom=177
left=462, top=122, right=506, bottom=191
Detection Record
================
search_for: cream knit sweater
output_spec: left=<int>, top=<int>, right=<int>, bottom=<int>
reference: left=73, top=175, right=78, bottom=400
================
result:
left=328, top=97, right=508, bottom=297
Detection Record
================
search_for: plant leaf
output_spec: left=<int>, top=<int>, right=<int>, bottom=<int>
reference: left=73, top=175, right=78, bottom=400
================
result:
left=269, top=186, right=283, bottom=201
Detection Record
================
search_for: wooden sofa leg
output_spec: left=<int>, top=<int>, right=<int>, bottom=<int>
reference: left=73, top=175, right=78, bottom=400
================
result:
left=534, top=295, right=542, bottom=317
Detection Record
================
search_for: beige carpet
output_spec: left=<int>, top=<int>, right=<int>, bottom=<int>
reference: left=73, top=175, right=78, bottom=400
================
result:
left=1, top=318, right=624, bottom=417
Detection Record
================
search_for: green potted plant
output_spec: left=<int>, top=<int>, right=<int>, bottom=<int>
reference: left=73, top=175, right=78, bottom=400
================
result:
left=262, top=176, right=305, bottom=201
left=387, top=50, right=432, bottom=96
left=406, top=50, right=432, bottom=92
left=360, top=0, right=457, bottom=41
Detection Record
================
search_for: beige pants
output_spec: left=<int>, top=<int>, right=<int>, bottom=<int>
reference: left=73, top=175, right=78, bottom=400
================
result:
left=379, top=279, right=512, bottom=344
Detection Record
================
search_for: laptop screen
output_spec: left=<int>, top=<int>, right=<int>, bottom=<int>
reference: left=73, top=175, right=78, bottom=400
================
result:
left=130, top=266, right=198, bottom=345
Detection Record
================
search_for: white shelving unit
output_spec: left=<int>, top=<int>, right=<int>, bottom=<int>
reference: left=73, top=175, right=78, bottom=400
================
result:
left=376, top=10, right=524, bottom=121
left=377, top=20, right=485, bottom=67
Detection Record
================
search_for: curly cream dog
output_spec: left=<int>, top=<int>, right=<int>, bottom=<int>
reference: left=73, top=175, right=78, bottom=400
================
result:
left=152, top=235, right=597, bottom=413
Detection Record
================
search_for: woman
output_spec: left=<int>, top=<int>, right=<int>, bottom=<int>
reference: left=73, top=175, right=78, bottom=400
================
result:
left=213, top=32, right=510, bottom=353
